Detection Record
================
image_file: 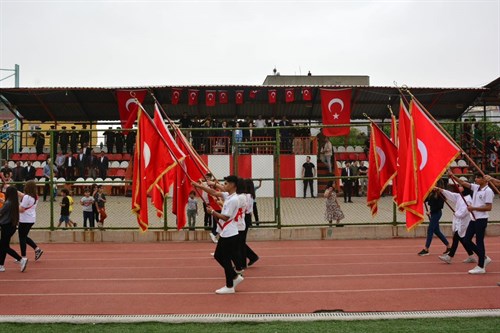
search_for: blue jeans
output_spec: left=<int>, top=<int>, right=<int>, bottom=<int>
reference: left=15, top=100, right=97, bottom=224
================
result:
left=464, top=218, right=488, bottom=268
left=425, top=211, right=449, bottom=249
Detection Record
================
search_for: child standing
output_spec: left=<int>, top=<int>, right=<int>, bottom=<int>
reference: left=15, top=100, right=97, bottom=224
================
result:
left=80, top=188, right=95, bottom=229
left=67, top=191, right=76, bottom=227
left=57, top=188, right=74, bottom=228
left=95, top=185, right=107, bottom=229
left=187, top=191, right=198, bottom=231
left=324, top=181, right=344, bottom=226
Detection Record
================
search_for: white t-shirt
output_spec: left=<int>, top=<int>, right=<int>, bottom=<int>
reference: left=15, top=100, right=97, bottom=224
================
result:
left=245, top=194, right=254, bottom=214
left=235, top=194, right=247, bottom=231
left=470, top=183, right=494, bottom=220
left=441, top=190, right=471, bottom=238
left=19, top=195, right=38, bottom=223
left=217, top=192, right=239, bottom=238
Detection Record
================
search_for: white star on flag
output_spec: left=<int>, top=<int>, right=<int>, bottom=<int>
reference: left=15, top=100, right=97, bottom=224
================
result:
left=333, top=113, right=340, bottom=119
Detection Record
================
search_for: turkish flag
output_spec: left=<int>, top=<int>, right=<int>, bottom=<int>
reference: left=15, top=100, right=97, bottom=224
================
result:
left=302, top=88, right=312, bottom=101
left=285, top=88, right=295, bottom=103
left=390, top=112, right=398, bottom=200
left=235, top=90, right=244, bottom=104
left=320, top=89, right=352, bottom=137
left=171, top=88, right=182, bottom=105
left=218, top=90, right=228, bottom=104
left=268, top=89, right=277, bottom=104
left=249, top=90, right=259, bottom=99
left=188, top=89, right=199, bottom=106
left=132, top=107, right=178, bottom=231
left=367, top=122, right=397, bottom=216
left=206, top=90, right=216, bottom=107
left=152, top=104, right=186, bottom=217
left=116, top=90, right=147, bottom=130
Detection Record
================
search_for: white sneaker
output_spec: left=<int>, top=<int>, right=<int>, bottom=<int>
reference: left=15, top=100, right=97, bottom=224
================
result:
left=468, top=266, right=486, bottom=274
left=0, top=265, right=5, bottom=272
left=209, top=233, right=218, bottom=244
left=233, top=274, right=244, bottom=288
left=215, top=286, right=235, bottom=294
left=484, top=256, right=492, bottom=267
left=20, top=258, right=28, bottom=272
left=463, top=256, right=477, bottom=263
left=439, top=254, right=452, bottom=264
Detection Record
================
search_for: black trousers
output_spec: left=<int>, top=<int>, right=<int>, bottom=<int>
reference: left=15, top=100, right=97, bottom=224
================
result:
left=211, top=210, right=221, bottom=236
left=0, top=223, right=22, bottom=265
left=303, top=179, right=314, bottom=197
left=253, top=202, right=259, bottom=223
left=18, top=223, right=37, bottom=257
left=203, top=202, right=211, bottom=227
left=343, top=181, right=352, bottom=202
left=448, top=231, right=474, bottom=257
left=243, top=214, right=258, bottom=265
left=83, top=211, right=95, bottom=228
left=464, top=218, right=488, bottom=268
left=214, top=234, right=239, bottom=288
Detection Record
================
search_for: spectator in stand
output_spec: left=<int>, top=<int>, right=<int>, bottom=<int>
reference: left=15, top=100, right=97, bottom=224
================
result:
left=46, top=125, right=59, bottom=154
left=103, top=127, right=115, bottom=154
left=69, top=126, right=79, bottom=154
left=179, top=112, right=192, bottom=129
left=42, top=158, right=58, bottom=202
left=76, top=149, right=87, bottom=178
left=98, top=151, right=109, bottom=179
left=80, top=188, right=95, bottom=229
left=24, top=161, right=36, bottom=182
left=187, top=190, right=198, bottom=231
left=279, top=116, right=292, bottom=153
left=234, top=123, right=243, bottom=153
left=32, top=130, right=45, bottom=155
left=255, top=115, right=266, bottom=129
left=82, top=142, right=92, bottom=156
left=12, top=161, right=25, bottom=192
left=55, top=151, right=66, bottom=179
left=486, top=136, right=498, bottom=171
left=341, top=161, right=354, bottom=203
left=59, top=126, right=69, bottom=154
left=302, top=156, right=316, bottom=198
left=358, top=161, right=368, bottom=196
left=267, top=117, right=278, bottom=139
left=115, top=128, right=124, bottom=154
left=125, top=130, right=136, bottom=155
left=79, top=124, right=90, bottom=150
left=1, top=160, right=12, bottom=185
left=352, top=161, right=360, bottom=197
left=65, top=151, right=76, bottom=181
left=88, top=152, right=99, bottom=179
left=320, top=137, right=333, bottom=173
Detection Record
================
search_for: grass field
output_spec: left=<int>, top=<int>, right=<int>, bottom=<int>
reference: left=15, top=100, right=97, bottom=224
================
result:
left=1, top=317, right=500, bottom=333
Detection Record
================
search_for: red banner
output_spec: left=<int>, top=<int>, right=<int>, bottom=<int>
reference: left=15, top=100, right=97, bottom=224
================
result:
left=116, top=90, right=147, bottom=129
left=205, top=90, right=216, bottom=107
left=218, top=90, right=228, bottom=104
left=302, top=88, right=312, bottom=101
left=171, top=88, right=182, bottom=105
left=320, top=89, right=352, bottom=137
left=249, top=90, right=259, bottom=99
left=188, top=89, right=199, bottom=106
left=268, top=89, right=277, bottom=104
left=285, top=88, right=295, bottom=103
left=235, top=90, right=244, bottom=104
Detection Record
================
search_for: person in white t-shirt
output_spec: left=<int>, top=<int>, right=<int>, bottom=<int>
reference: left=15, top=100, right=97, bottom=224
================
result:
left=192, top=175, right=244, bottom=294
left=449, top=171, right=493, bottom=274
left=17, top=180, right=44, bottom=262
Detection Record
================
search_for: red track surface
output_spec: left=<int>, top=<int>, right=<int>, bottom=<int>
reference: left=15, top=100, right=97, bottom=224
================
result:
left=0, top=237, right=499, bottom=315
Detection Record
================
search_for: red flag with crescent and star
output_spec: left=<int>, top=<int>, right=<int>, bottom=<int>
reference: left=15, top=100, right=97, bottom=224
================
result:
left=116, top=90, right=147, bottom=130
left=218, top=90, right=228, bottom=104
left=205, top=90, right=216, bottom=107
left=268, top=89, right=277, bottom=104
left=320, top=89, right=352, bottom=137
left=132, top=106, right=178, bottom=231
left=302, top=88, right=312, bottom=101
left=188, top=89, right=199, bottom=106
left=285, top=88, right=295, bottom=103
left=171, top=88, right=182, bottom=105
left=249, top=90, right=259, bottom=99
left=235, top=90, right=244, bottom=104
left=367, top=122, right=397, bottom=216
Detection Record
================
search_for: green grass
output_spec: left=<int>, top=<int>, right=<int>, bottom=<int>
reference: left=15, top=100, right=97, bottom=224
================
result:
left=1, top=317, right=499, bottom=333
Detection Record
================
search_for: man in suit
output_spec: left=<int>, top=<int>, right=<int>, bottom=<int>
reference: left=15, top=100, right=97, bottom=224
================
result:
left=69, top=126, right=79, bottom=154
left=47, top=125, right=59, bottom=155
left=55, top=151, right=66, bottom=178
left=88, top=152, right=99, bottom=178
left=59, top=126, right=69, bottom=154
left=76, top=149, right=88, bottom=178
left=98, top=151, right=109, bottom=179
left=79, top=124, right=90, bottom=150
left=103, top=127, right=115, bottom=154
left=12, top=161, right=25, bottom=191
left=65, top=151, right=76, bottom=180
left=24, top=161, right=36, bottom=181
left=115, top=128, right=124, bottom=154
left=341, top=161, right=354, bottom=203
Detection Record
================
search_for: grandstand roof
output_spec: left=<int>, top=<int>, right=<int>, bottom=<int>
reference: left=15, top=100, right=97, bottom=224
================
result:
left=0, top=83, right=493, bottom=123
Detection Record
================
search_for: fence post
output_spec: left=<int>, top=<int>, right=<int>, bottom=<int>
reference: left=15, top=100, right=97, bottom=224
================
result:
left=275, top=128, right=281, bottom=229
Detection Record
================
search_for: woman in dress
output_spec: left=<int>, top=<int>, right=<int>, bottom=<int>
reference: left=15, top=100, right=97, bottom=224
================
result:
left=324, top=181, right=344, bottom=226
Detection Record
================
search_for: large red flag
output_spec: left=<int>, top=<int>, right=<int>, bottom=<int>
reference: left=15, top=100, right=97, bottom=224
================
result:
left=218, top=90, right=228, bottom=104
left=152, top=105, right=186, bottom=217
left=206, top=90, right=216, bottom=107
left=249, top=90, right=259, bottom=99
left=396, top=101, right=412, bottom=209
left=235, top=90, right=244, bottom=104
left=188, top=89, right=199, bottom=106
left=131, top=107, right=179, bottom=231
left=116, top=90, right=147, bottom=130
left=367, top=122, right=398, bottom=216
left=302, top=88, right=312, bottom=101
left=268, top=89, right=277, bottom=104
left=171, top=88, right=182, bottom=105
left=390, top=111, right=398, bottom=200
left=320, top=89, right=352, bottom=137
left=285, top=88, right=295, bottom=103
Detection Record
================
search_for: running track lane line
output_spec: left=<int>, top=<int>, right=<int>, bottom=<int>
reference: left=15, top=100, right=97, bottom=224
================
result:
left=0, top=285, right=497, bottom=297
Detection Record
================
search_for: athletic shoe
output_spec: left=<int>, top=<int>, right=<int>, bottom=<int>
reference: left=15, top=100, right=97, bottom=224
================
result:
left=20, top=258, right=28, bottom=272
left=209, top=233, right=218, bottom=244
left=443, top=248, right=451, bottom=255
left=418, top=249, right=429, bottom=256
left=248, top=257, right=260, bottom=267
left=439, top=254, right=452, bottom=264
left=484, top=256, right=492, bottom=268
left=468, top=266, right=486, bottom=274
left=463, top=256, right=477, bottom=263
left=0, top=265, right=5, bottom=272
left=233, top=274, right=244, bottom=288
left=215, top=286, right=235, bottom=294
left=35, top=249, right=44, bottom=261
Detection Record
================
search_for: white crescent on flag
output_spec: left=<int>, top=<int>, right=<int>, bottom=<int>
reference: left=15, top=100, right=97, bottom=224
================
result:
left=125, top=98, right=138, bottom=112
left=417, top=139, right=428, bottom=170
left=173, top=91, right=180, bottom=98
left=375, top=146, right=386, bottom=171
left=190, top=92, right=196, bottom=100
left=143, top=142, right=151, bottom=169
left=328, top=98, right=344, bottom=114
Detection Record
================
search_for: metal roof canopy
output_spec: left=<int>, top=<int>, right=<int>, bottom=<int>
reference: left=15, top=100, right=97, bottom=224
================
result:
left=0, top=84, right=491, bottom=123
